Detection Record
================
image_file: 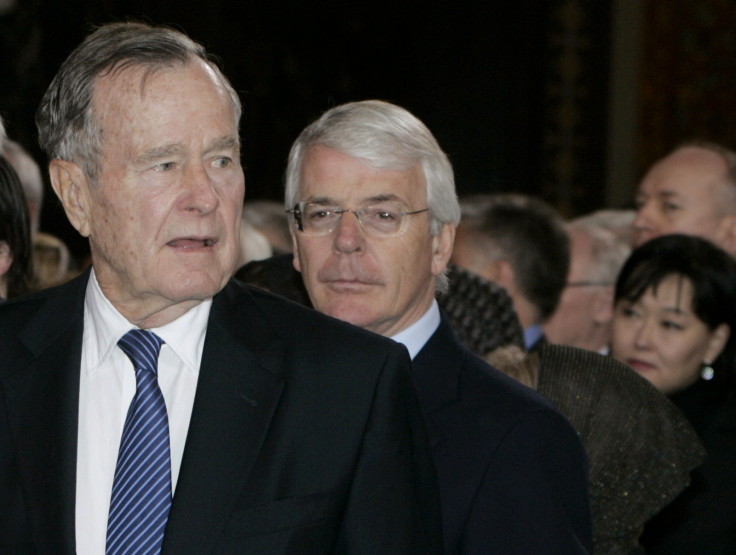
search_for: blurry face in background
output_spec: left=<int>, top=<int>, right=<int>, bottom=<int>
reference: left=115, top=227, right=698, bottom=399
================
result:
left=632, top=147, right=735, bottom=250
left=610, top=274, right=729, bottom=395
left=543, top=227, right=613, bottom=352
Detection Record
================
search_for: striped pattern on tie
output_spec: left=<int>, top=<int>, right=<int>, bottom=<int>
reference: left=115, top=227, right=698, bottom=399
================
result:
left=107, top=329, right=171, bottom=555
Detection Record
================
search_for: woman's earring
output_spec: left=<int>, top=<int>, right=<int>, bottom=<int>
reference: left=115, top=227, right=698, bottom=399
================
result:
left=700, top=362, right=715, bottom=381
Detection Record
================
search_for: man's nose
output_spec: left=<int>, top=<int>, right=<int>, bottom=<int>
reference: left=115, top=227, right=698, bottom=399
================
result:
left=333, top=210, right=365, bottom=254
left=183, top=162, right=219, bottom=214
left=631, top=201, right=656, bottom=247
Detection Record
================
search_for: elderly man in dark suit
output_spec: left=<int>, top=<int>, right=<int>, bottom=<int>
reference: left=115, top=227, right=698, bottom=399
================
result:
left=286, top=100, right=592, bottom=553
left=0, top=23, right=442, bottom=553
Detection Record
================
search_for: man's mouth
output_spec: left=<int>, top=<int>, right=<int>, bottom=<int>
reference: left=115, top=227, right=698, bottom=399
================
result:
left=167, top=238, right=217, bottom=249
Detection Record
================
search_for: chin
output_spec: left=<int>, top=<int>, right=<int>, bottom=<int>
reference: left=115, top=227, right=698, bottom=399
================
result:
left=165, top=271, right=229, bottom=301
left=323, top=301, right=377, bottom=329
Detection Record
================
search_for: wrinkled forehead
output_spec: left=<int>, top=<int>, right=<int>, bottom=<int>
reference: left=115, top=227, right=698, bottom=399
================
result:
left=299, top=145, right=426, bottom=204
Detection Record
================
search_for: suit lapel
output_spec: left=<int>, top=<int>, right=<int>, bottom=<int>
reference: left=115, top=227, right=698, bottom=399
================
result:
left=411, top=314, right=469, bottom=455
left=163, top=282, right=286, bottom=553
left=412, top=315, right=463, bottom=414
left=3, top=273, right=88, bottom=552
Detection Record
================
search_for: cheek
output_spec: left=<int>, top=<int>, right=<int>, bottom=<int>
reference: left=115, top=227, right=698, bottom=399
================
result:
left=670, top=339, right=708, bottom=367
left=611, top=320, right=633, bottom=354
left=295, top=240, right=324, bottom=281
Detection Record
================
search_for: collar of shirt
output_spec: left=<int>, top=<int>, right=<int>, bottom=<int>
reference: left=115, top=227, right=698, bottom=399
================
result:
left=524, top=323, right=544, bottom=350
left=390, top=299, right=441, bottom=360
left=82, top=268, right=212, bottom=374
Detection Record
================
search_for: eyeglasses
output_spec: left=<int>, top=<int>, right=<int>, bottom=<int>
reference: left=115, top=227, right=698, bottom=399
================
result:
left=566, top=281, right=613, bottom=287
left=287, top=201, right=430, bottom=237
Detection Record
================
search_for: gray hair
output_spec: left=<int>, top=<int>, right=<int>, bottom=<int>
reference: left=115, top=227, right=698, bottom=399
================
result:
left=284, top=100, right=459, bottom=292
left=569, top=210, right=633, bottom=284
left=36, top=21, right=241, bottom=184
left=284, top=100, right=460, bottom=234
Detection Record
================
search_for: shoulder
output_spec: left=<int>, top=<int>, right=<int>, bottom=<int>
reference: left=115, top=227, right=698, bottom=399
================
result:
left=467, top=349, right=574, bottom=432
left=215, top=279, right=410, bottom=370
left=421, top=320, right=575, bottom=438
left=0, top=273, right=86, bottom=338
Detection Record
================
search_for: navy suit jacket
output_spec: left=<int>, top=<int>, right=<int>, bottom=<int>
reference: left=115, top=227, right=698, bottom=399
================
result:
left=0, top=272, right=443, bottom=553
left=412, top=315, right=592, bottom=554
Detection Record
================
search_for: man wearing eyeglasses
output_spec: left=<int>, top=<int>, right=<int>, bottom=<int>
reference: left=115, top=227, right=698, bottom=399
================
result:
left=286, top=100, right=592, bottom=553
left=544, top=212, right=632, bottom=354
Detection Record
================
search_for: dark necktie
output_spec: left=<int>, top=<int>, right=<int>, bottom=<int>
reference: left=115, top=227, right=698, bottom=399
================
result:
left=106, top=329, right=171, bottom=555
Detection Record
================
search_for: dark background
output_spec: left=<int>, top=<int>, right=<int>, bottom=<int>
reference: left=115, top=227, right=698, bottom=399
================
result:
left=3, top=1, right=736, bottom=263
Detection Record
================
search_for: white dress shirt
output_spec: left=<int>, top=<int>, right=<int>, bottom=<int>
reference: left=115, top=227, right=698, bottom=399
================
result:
left=390, top=300, right=441, bottom=360
left=75, top=270, right=210, bottom=554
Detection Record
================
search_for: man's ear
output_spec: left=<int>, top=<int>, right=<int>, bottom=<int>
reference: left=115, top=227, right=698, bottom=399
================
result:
left=716, top=214, right=736, bottom=257
left=593, top=285, right=615, bottom=325
left=289, top=227, right=303, bottom=273
left=0, top=241, right=12, bottom=277
left=431, top=223, right=455, bottom=277
left=48, top=159, right=92, bottom=237
left=493, top=258, right=517, bottom=293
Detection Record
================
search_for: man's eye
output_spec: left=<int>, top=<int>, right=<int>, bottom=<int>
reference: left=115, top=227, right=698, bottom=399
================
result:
left=661, top=320, right=684, bottom=331
left=307, top=209, right=334, bottom=220
left=153, top=162, right=176, bottom=172
left=369, top=207, right=399, bottom=221
left=662, top=202, right=679, bottom=212
left=212, top=157, right=231, bottom=168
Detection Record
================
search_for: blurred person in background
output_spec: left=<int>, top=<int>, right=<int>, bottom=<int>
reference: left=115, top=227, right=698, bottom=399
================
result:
left=453, top=193, right=570, bottom=351
left=0, top=153, right=33, bottom=301
left=3, top=138, right=44, bottom=235
left=243, top=199, right=293, bottom=255
left=544, top=210, right=632, bottom=354
left=632, top=142, right=736, bottom=256
left=611, top=233, right=736, bottom=554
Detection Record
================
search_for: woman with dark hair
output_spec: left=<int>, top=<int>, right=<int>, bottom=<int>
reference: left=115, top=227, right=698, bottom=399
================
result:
left=611, top=234, right=736, bottom=554
left=0, top=154, right=33, bottom=301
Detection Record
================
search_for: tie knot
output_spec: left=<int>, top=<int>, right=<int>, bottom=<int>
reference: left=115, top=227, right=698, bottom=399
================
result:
left=118, top=329, right=165, bottom=376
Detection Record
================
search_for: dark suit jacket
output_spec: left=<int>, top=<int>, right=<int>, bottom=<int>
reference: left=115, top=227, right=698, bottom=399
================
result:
left=412, top=315, right=592, bottom=554
left=0, top=272, right=443, bottom=553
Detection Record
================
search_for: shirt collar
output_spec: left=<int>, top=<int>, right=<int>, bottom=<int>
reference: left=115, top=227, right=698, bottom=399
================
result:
left=523, top=323, right=544, bottom=350
left=83, top=268, right=212, bottom=373
left=390, top=300, right=441, bottom=360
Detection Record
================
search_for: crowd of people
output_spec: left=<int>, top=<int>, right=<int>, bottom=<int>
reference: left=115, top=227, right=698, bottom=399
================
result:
left=1, top=20, right=734, bottom=555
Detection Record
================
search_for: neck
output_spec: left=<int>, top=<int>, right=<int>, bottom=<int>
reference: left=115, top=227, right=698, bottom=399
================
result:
left=512, top=295, right=541, bottom=330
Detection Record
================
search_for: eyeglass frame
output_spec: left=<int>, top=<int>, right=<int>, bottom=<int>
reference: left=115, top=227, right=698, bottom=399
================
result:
left=565, top=280, right=613, bottom=287
left=286, top=201, right=430, bottom=237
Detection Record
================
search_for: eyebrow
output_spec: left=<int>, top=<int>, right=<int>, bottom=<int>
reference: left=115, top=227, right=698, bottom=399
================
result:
left=655, top=191, right=680, bottom=199
left=137, top=144, right=184, bottom=164
left=304, top=193, right=403, bottom=205
left=204, top=135, right=240, bottom=156
left=136, top=135, right=240, bottom=165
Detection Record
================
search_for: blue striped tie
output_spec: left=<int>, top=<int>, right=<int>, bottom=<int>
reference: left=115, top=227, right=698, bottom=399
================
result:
left=106, top=329, right=171, bottom=555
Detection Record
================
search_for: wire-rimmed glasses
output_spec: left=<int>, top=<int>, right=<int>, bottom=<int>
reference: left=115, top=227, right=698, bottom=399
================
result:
left=287, top=201, right=430, bottom=237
